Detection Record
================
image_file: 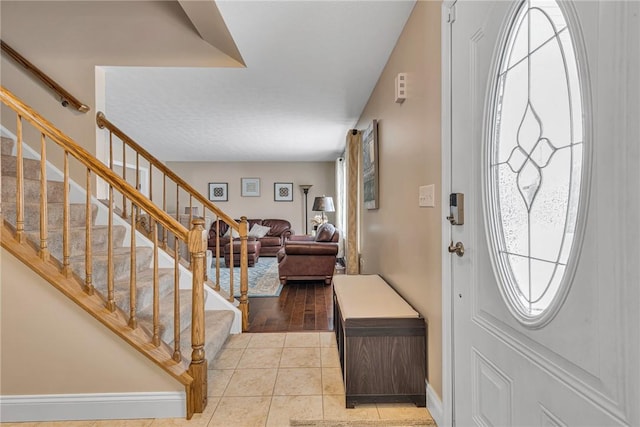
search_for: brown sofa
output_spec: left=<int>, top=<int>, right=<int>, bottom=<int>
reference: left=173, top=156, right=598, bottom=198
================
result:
left=207, top=218, right=293, bottom=257
left=277, top=223, right=339, bottom=285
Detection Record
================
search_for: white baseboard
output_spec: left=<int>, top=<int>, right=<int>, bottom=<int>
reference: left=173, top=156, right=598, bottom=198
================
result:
left=0, top=391, right=186, bottom=422
left=426, top=381, right=444, bottom=427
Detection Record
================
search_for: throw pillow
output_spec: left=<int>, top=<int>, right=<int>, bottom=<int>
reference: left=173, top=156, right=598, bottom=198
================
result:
left=248, top=224, right=271, bottom=238
left=223, top=227, right=240, bottom=239
left=315, top=223, right=336, bottom=242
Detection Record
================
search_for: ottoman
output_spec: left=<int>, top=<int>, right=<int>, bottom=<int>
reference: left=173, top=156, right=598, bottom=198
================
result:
left=224, top=240, right=261, bottom=267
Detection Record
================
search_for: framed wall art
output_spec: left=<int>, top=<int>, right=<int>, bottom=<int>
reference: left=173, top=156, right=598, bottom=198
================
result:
left=362, top=119, right=379, bottom=209
left=241, top=177, right=261, bottom=197
left=274, top=182, right=293, bottom=202
left=208, top=182, right=228, bottom=202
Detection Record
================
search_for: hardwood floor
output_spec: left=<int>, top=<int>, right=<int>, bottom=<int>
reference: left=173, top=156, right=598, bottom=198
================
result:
left=248, top=280, right=334, bottom=332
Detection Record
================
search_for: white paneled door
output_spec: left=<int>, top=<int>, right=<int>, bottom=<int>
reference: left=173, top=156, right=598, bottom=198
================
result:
left=448, top=0, right=639, bottom=425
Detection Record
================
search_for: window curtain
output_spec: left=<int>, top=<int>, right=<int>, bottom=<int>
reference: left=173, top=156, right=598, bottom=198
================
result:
left=335, top=156, right=346, bottom=259
left=345, top=129, right=361, bottom=275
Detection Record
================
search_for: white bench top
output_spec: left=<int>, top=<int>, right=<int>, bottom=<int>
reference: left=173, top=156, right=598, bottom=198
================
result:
left=333, top=274, right=419, bottom=319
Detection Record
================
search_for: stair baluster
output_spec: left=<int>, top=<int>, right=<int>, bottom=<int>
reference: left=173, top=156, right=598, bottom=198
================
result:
left=107, top=183, right=116, bottom=312
left=214, top=218, right=221, bottom=292
left=39, top=133, right=49, bottom=261
left=162, top=174, right=168, bottom=249
left=173, top=236, right=181, bottom=363
left=239, top=217, right=249, bottom=327
left=121, top=141, right=127, bottom=220
left=229, top=236, right=234, bottom=302
left=84, top=168, right=94, bottom=295
left=152, top=217, right=161, bottom=347
left=62, top=151, right=71, bottom=277
left=15, top=115, right=24, bottom=243
left=128, top=201, right=138, bottom=329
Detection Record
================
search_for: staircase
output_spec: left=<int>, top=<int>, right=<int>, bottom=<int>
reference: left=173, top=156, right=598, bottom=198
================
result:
left=0, top=87, right=250, bottom=420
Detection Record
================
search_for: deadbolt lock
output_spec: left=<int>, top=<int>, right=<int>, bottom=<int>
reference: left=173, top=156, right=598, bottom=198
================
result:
left=448, top=193, right=464, bottom=225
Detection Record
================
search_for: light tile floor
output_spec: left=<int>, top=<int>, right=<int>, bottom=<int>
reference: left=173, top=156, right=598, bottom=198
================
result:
left=1, top=332, right=434, bottom=427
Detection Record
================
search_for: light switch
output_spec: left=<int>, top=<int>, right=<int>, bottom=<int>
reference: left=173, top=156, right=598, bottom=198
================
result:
left=419, top=184, right=435, bottom=208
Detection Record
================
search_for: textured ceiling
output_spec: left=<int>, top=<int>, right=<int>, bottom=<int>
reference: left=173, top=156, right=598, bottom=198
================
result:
left=104, top=1, right=415, bottom=162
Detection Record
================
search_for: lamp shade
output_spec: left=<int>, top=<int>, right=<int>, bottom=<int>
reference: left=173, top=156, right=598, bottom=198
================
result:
left=312, top=196, right=335, bottom=213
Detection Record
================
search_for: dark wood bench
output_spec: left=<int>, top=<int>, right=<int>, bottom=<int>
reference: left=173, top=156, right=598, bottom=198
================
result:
left=333, top=274, right=427, bottom=408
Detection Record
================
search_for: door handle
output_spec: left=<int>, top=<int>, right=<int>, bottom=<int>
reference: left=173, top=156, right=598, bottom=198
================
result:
left=448, top=241, right=465, bottom=257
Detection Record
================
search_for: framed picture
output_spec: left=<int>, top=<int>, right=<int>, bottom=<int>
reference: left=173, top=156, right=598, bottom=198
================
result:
left=241, top=177, right=261, bottom=197
left=274, top=182, right=293, bottom=202
left=208, top=182, right=228, bottom=202
left=362, top=119, right=379, bottom=209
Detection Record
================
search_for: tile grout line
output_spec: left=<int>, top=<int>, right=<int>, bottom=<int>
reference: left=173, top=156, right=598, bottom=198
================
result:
left=264, top=334, right=286, bottom=426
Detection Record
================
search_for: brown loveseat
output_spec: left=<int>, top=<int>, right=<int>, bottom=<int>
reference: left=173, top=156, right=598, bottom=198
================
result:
left=207, top=218, right=293, bottom=257
left=277, top=223, right=339, bottom=285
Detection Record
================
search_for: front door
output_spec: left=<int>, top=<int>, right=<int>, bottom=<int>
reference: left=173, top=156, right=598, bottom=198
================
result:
left=449, top=0, right=639, bottom=425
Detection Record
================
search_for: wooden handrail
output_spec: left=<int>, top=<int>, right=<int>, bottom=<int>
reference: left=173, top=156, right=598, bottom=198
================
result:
left=96, top=112, right=239, bottom=230
left=1, top=40, right=90, bottom=113
left=0, top=86, right=187, bottom=241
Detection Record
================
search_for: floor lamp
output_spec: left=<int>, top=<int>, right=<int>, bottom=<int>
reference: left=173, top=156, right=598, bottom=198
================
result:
left=300, top=184, right=313, bottom=235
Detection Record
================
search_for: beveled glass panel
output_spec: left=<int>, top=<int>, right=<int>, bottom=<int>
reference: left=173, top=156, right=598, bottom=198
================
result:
left=530, top=36, right=571, bottom=149
left=507, top=254, right=530, bottom=300
left=497, top=164, right=528, bottom=255
left=529, top=148, right=571, bottom=261
left=559, top=30, right=583, bottom=144
left=486, top=0, right=585, bottom=325
left=531, top=0, right=567, bottom=32
left=497, top=61, right=528, bottom=163
left=529, top=8, right=556, bottom=52
left=506, top=11, right=529, bottom=70
left=529, top=259, right=556, bottom=301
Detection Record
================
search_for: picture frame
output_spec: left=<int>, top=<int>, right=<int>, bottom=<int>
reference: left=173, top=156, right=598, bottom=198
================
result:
left=241, top=177, right=261, bottom=197
left=274, top=182, right=293, bottom=202
left=208, top=182, right=228, bottom=202
left=362, top=119, right=379, bottom=209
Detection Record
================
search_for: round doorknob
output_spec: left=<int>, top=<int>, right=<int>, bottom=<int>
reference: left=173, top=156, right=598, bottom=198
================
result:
left=448, top=241, right=465, bottom=257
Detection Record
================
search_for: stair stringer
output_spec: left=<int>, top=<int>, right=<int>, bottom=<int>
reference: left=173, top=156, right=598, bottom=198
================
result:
left=0, top=223, right=195, bottom=399
left=0, top=126, right=242, bottom=334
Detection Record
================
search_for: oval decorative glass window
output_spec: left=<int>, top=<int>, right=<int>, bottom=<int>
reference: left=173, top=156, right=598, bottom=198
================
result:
left=486, top=0, right=586, bottom=326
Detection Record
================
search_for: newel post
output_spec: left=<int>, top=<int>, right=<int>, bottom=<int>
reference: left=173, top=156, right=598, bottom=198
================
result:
left=239, top=216, right=250, bottom=331
left=188, top=218, right=207, bottom=416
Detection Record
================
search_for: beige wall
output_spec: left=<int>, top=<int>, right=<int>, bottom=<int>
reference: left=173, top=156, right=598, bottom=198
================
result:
left=167, top=161, right=336, bottom=235
left=355, top=1, right=442, bottom=398
left=0, top=249, right=182, bottom=395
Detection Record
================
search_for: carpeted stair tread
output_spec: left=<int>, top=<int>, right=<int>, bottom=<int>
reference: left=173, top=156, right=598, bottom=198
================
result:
left=1, top=137, right=14, bottom=155
left=25, top=224, right=126, bottom=259
left=69, top=246, right=154, bottom=283
left=112, top=267, right=176, bottom=314
left=2, top=202, right=97, bottom=230
left=2, top=176, right=66, bottom=204
left=174, top=310, right=235, bottom=366
left=1, top=155, right=42, bottom=180
left=137, top=289, right=193, bottom=345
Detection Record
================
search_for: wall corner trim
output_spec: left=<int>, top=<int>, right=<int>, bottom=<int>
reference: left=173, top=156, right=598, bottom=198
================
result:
left=426, top=380, right=444, bottom=427
left=0, top=391, right=186, bottom=422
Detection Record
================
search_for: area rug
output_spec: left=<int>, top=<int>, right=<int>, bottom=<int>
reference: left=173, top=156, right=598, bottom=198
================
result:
left=209, top=256, right=282, bottom=297
left=290, top=419, right=436, bottom=427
